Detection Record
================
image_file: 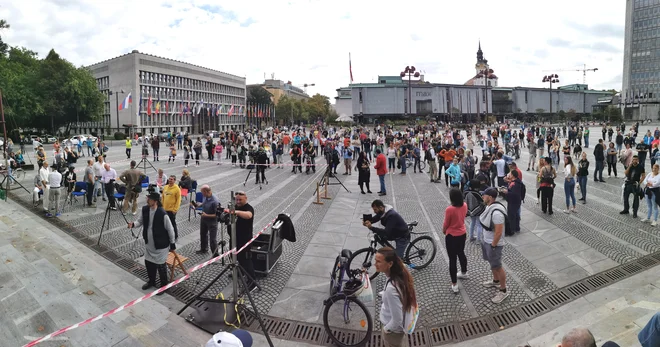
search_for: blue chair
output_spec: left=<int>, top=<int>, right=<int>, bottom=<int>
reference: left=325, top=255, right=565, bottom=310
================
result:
left=114, top=185, right=126, bottom=207
left=70, top=181, right=87, bottom=209
left=141, top=176, right=150, bottom=189
left=189, top=191, right=204, bottom=221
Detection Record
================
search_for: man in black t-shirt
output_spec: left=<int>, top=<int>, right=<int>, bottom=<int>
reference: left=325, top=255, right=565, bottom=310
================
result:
left=636, top=139, right=649, bottom=171
left=620, top=155, right=646, bottom=218
left=226, top=191, right=257, bottom=290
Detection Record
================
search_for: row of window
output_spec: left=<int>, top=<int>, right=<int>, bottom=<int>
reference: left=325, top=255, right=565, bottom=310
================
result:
left=634, top=4, right=660, bottom=18
left=139, top=71, right=244, bottom=96
left=97, top=77, right=109, bottom=91
left=138, top=85, right=243, bottom=106
left=635, top=0, right=660, bottom=8
left=632, top=36, right=660, bottom=50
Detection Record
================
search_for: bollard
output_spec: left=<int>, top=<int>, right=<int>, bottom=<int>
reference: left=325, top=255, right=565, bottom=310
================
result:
left=322, top=176, right=331, bottom=200
left=313, top=182, right=324, bottom=205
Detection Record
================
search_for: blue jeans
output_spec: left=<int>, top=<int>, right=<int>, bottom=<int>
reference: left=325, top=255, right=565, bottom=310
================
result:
left=584, top=137, right=589, bottom=148
left=594, top=160, right=604, bottom=181
left=400, top=157, right=407, bottom=173
left=379, top=174, right=386, bottom=194
left=469, top=216, right=483, bottom=241
left=393, top=234, right=411, bottom=259
left=564, top=177, right=576, bottom=208
left=616, top=143, right=622, bottom=153
left=647, top=192, right=659, bottom=221
left=577, top=175, right=587, bottom=200
left=639, top=312, right=660, bottom=347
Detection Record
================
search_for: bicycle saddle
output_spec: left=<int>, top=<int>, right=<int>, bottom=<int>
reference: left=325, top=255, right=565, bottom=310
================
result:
left=408, top=221, right=418, bottom=227
left=341, top=249, right=353, bottom=259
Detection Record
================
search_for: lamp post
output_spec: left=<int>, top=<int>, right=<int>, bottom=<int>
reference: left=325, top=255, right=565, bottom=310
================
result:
left=477, top=68, right=496, bottom=121
left=400, top=66, right=420, bottom=116
left=108, top=89, right=125, bottom=134
left=542, top=74, right=559, bottom=120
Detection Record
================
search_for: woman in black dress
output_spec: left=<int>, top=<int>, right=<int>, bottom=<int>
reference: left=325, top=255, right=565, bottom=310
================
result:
left=356, top=151, right=372, bottom=194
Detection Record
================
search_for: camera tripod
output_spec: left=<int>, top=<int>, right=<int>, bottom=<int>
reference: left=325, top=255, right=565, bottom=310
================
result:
left=314, top=155, right=350, bottom=195
left=243, top=164, right=268, bottom=190
left=136, top=149, right=158, bottom=174
left=98, top=196, right=132, bottom=245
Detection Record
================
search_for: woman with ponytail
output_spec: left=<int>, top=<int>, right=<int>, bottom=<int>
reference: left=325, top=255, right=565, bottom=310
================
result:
left=375, top=247, right=417, bottom=347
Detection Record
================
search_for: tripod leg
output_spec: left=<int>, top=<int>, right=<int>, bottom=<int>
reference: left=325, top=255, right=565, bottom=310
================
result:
left=97, top=204, right=111, bottom=245
left=176, top=266, right=231, bottom=315
left=243, top=169, right=252, bottom=186
left=236, top=267, right=274, bottom=347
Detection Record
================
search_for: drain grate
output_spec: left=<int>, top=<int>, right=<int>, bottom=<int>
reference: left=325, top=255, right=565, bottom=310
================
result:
left=367, top=333, right=382, bottom=347
left=116, top=258, right=137, bottom=270
left=653, top=253, right=660, bottom=262
left=70, top=231, right=84, bottom=239
left=586, top=275, right=609, bottom=289
left=132, top=267, right=149, bottom=279
left=638, top=256, right=658, bottom=268
left=290, top=323, right=324, bottom=344
left=428, top=325, right=457, bottom=345
left=458, top=318, right=494, bottom=339
left=91, top=244, right=107, bottom=253
left=621, top=262, right=644, bottom=275
left=81, top=238, right=95, bottom=246
left=324, top=328, right=363, bottom=346
left=407, top=329, right=428, bottom=346
left=264, top=318, right=292, bottom=338
left=566, top=282, right=591, bottom=297
left=492, top=309, right=523, bottom=328
left=604, top=268, right=627, bottom=281
left=546, top=290, right=571, bottom=307
left=103, top=250, right=122, bottom=261
left=519, top=300, right=549, bottom=320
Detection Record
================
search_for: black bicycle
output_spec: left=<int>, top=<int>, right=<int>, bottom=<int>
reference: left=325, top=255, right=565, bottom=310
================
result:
left=347, top=221, right=437, bottom=280
left=325, top=249, right=373, bottom=347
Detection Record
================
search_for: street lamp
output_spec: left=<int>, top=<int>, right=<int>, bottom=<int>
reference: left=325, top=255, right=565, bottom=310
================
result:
left=477, top=68, right=496, bottom=120
left=108, top=89, right=125, bottom=134
left=400, top=66, right=420, bottom=116
left=542, top=74, right=559, bottom=119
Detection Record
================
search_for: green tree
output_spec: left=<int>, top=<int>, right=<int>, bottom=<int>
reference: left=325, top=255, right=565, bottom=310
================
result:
left=0, top=19, right=9, bottom=56
left=535, top=108, right=546, bottom=114
left=275, top=95, right=295, bottom=124
left=246, top=86, right=272, bottom=105
left=558, top=110, right=566, bottom=121
left=306, top=93, right=331, bottom=122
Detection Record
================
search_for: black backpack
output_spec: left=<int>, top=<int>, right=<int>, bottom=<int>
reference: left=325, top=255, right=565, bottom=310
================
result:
left=464, top=190, right=486, bottom=217
left=481, top=202, right=513, bottom=236
left=519, top=181, right=527, bottom=203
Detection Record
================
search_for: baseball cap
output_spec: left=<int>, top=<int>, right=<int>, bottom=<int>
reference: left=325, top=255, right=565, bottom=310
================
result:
left=482, top=187, right=498, bottom=198
left=205, top=330, right=253, bottom=347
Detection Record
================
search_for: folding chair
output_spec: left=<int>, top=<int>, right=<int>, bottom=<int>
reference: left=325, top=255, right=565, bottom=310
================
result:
left=188, top=191, right=204, bottom=221
left=114, top=184, right=126, bottom=206
left=141, top=176, right=150, bottom=189
left=70, top=181, right=87, bottom=209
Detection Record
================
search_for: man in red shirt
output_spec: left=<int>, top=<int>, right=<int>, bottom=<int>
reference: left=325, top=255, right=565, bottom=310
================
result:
left=374, top=148, right=388, bottom=196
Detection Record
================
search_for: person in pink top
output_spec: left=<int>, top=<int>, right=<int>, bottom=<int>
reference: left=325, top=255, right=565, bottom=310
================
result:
left=443, top=188, right=469, bottom=293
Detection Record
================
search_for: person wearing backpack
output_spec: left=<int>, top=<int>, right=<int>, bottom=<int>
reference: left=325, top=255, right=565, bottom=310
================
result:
left=479, top=187, right=509, bottom=304
left=465, top=179, right=485, bottom=242
left=538, top=157, right=557, bottom=214
left=374, top=247, right=418, bottom=347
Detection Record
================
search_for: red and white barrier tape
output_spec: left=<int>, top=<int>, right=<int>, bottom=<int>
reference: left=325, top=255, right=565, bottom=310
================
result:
left=23, top=216, right=279, bottom=347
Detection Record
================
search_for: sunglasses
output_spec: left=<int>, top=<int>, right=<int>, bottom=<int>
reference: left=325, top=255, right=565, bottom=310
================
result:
left=235, top=191, right=246, bottom=196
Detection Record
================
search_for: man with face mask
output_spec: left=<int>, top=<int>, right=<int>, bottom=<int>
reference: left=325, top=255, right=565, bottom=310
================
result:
left=621, top=155, right=646, bottom=218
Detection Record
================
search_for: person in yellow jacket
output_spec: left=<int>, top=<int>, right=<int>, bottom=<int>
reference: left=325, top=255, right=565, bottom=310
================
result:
left=162, top=175, right=182, bottom=240
left=125, top=138, right=132, bottom=159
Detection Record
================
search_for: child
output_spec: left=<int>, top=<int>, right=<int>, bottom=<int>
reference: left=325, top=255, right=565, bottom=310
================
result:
left=231, top=144, right=237, bottom=167
left=215, top=143, right=223, bottom=165
left=168, top=143, right=177, bottom=163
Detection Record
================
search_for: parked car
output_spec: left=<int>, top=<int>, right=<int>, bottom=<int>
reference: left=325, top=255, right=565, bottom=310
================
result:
left=42, top=134, right=57, bottom=144
left=70, top=135, right=97, bottom=145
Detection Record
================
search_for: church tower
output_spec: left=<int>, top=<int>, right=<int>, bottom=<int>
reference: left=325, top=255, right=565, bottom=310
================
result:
left=475, top=40, right=489, bottom=75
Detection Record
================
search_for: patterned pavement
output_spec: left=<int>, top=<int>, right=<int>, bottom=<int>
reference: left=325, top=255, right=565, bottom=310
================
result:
left=6, top=126, right=660, bottom=345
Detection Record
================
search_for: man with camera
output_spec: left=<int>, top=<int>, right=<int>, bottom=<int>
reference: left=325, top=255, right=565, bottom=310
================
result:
left=362, top=199, right=410, bottom=258
left=128, top=192, right=176, bottom=294
left=224, top=191, right=257, bottom=290
left=255, top=144, right=268, bottom=184
left=120, top=160, right=143, bottom=215
left=102, top=163, right=118, bottom=210
left=190, top=185, right=220, bottom=256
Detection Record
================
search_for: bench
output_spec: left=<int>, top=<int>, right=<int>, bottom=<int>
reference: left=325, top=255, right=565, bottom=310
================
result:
left=166, top=251, right=188, bottom=279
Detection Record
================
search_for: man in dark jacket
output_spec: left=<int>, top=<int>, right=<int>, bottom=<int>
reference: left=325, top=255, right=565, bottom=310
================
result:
left=502, top=170, right=523, bottom=234
left=363, top=199, right=409, bottom=258
left=593, top=139, right=605, bottom=182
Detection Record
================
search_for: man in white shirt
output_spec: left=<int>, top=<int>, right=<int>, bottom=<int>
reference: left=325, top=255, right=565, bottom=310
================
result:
left=102, top=163, right=118, bottom=209
left=493, top=152, right=507, bottom=187
left=92, top=156, right=106, bottom=203
left=39, top=162, right=50, bottom=213
left=479, top=187, right=508, bottom=304
left=48, top=167, right=63, bottom=217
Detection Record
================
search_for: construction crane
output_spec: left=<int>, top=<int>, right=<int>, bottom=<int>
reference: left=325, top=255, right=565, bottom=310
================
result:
left=543, top=64, right=598, bottom=84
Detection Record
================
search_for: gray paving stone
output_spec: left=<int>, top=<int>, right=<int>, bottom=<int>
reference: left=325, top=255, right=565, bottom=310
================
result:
left=302, top=243, right=343, bottom=259
left=549, top=236, right=591, bottom=256
left=531, top=252, right=579, bottom=275
left=531, top=227, right=573, bottom=243
left=285, top=273, right=330, bottom=293
left=546, top=264, right=591, bottom=287
left=269, top=288, right=327, bottom=323
left=293, top=256, right=330, bottom=277
left=309, top=231, right=346, bottom=246
left=516, top=241, right=560, bottom=262
left=506, top=231, right=542, bottom=247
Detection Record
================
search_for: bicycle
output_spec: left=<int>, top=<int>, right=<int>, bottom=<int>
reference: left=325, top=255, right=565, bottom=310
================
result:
left=405, top=156, right=426, bottom=171
left=347, top=221, right=437, bottom=280
left=325, top=249, right=373, bottom=347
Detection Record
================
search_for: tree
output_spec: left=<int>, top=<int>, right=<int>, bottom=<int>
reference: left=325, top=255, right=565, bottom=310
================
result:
left=246, top=86, right=272, bottom=105
left=0, top=19, right=9, bottom=56
left=566, top=108, right=579, bottom=121
left=306, top=93, right=331, bottom=122
left=535, top=108, right=545, bottom=114
left=275, top=95, right=295, bottom=124
left=558, top=110, right=566, bottom=121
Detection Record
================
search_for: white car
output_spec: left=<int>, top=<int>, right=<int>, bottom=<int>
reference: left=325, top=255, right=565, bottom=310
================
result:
left=70, top=135, right=98, bottom=144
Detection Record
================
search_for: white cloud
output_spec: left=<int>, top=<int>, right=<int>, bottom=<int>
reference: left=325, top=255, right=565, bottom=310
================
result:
left=0, top=0, right=624, bottom=102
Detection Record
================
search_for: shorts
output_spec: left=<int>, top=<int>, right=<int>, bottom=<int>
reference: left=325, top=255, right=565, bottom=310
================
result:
left=481, top=243, right=503, bottom=270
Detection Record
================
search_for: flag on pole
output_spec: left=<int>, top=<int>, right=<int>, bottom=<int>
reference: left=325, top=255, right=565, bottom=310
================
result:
left=171, top=101, right=177, bottom=115
left=349, top=52, right=354, bottom=83
left=197, top=100, right=204, bottom=115
left=147, top=94, right=152, bottom=116
left=228, top=104, right=235, bottom=116
left=239, top=105, right=243, bottom=116
left=119, top=92, right=132, bottom=111
left=217, top=104, right=223, bottom=116
left=165, top=100, right=169, bottom=116
left=155, top=99, right=161, bottom=114
left=258, top=105, right=263, bottom=118
left=137, top=92, right=141, bottom=117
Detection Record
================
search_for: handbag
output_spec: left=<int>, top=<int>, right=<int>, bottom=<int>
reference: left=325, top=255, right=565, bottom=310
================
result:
left=356, top=272, right=374, bottom=304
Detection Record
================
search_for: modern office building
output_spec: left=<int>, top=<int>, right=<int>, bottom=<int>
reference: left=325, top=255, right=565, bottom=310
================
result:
left=81, top=50, right=246, bottom=136
left=248, top=79, right=311, bottom=105
left=339, top=75, right=611, bottom=123
left=622, top=0, right=660, bottom=120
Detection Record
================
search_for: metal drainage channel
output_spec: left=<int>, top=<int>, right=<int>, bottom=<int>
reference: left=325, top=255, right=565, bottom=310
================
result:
left=9, top=192, right=660, bottom=346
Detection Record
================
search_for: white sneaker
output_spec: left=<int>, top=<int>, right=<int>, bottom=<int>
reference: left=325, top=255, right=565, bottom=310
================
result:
left=653, top=221, right=658, bottom=227
left=563, top=209, right=570, bottom=214
left=457, top=272, right=468, bottom=279
left=492, top=290, right=510, bottom=304
left=641, top=218, right=649, bottom=223
left=451, top=284, right=459, bottom=293
left=482, top=280, right=499, bottom=288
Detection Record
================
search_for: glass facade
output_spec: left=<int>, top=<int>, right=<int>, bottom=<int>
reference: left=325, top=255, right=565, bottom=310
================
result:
left=630, top=0, right=660, bottom=101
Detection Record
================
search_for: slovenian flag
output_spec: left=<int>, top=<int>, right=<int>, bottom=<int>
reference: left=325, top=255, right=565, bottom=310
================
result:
left=119, top=92, right=132, bottom=111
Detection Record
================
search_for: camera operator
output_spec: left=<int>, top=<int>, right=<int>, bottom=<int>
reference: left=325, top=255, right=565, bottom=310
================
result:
left=255, top=144, right=268, bottom=184
left=190, top=185, right=219, bottom=256
left=63, top=165, right=76, bottom=195
left=224, top=191, right=257, bottom=291
left=101, top=163, right=118, bottom=210
left=362, top=199, right=410, bottom=259
left=127, top=192, right=176, bottom=294
left=120, top=160, right=143, bottom=215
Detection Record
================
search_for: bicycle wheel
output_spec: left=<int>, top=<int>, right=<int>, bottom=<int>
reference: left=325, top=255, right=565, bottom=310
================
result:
left=323, top=294, right=373, bottom=347
left=329, top=256, right=342, bottom=297
left=406, top=159, right=412, bottom=168
left=405, top=235, right=437, bottom=270
left=14, top=169, right=25, bottom=182
left=418, top=161, right=426, bottom=171
left=347, top=247, right=379, bottom=281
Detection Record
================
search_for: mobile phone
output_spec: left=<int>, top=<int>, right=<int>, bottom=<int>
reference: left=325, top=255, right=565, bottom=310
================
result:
left=363, top=214, right=372, bottom=222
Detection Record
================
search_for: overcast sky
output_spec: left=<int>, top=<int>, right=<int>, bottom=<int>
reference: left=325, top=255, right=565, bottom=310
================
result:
left=1, top=0, right=624, bottom=102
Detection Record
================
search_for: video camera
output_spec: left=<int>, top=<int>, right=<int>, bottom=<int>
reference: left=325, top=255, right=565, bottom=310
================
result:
left=146, top=183, right=158, bottom=194
left=216, top=203, right=231, bottom=224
